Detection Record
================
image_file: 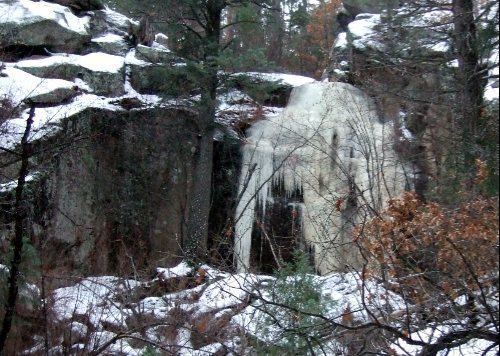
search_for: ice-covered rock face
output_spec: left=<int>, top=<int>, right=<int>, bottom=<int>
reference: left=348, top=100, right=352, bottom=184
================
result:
left=234, top=82, right=406, bottom=274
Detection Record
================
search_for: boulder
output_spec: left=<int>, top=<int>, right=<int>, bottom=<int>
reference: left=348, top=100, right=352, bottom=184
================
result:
left=135, top=44, right=179, bottom=64
left=15, top=53, right=125, bottom=96
left=26, top=86, right=79, bottom=105
left=0, top=0, right=90, bottom=54
left=86, top=7, right=136, bottom=39
left=0, top=67, right=78, bottom=108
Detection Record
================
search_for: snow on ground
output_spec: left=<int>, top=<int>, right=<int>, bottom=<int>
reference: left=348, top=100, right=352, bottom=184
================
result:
left=394, top=324, right=499, bottom=355
left=16, top=52, right=125, bottom=73
left=231, top=271, right=405, bottom=347
left=156, top=261, right=193, bottom=280
left=53, top=276, right=141, bottom=328
left=0, top=0, right=89, bottom=34
left=198, top=273, right=271, bottom=312
left=44, top=261, right=499, bottom=355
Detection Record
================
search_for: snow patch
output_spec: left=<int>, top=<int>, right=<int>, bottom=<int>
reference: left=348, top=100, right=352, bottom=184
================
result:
left=52, top=276, right=141, bottom=328
left=156, top=261, right=193, bottom=280
left=198, top=274, right=266, bottom=312
left=394, top=325, right=499, bottom=355
left=102, top=6, right=137, bottom=28
left=91, top=33, right=125, bottom=44
left=233, top=72, right=316, bottom=87
left=0, top=93, right=121, bottom=149
left=124, top=49, right=151, bottom=66
left=484, top=49, right=499, bottom=101
left=0, top=173, right=40, bottom=193
left=334, top=32, right=348, bottom=49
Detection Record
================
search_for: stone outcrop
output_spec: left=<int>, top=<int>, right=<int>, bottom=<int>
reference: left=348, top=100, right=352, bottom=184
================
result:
left=0, top=1, right=205, bottom=277
left=0, top=0, right=91, bottom=54
left=88, top=33, right=129, bottom=56
left=325, top=1, right=457, bottom=198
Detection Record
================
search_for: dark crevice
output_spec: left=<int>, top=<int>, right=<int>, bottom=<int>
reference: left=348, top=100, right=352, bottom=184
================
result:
left=1, top=45, right=51, bottom=62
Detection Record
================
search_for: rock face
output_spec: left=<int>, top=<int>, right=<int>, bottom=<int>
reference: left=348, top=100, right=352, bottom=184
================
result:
left=40, top=106, right=200, bottom=275
left=324, top=1, right=458, bottom=199
left=15, top=52, right=126, bottom=96
left=2, top=0, right=447, bottom=278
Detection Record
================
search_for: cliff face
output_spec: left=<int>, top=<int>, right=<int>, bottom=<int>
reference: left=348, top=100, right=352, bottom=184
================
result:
left=0, top=1, right=220, bottom=277
left=39, top=107, right=200, bottom=276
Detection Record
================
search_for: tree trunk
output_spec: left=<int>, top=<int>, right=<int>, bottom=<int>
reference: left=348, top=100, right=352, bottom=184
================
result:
left=184, top=0, right=223, bottom=263
left=0, top=105, right=34, bottom=352
left=185, top=126, right=214, bottom=262
left=452, top=0, right=483, bottom=144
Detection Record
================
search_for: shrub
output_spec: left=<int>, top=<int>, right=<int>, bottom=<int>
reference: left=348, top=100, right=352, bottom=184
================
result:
left=258, top=251, right=336, bottom=355
left=356, top=191, right=499, bottom=304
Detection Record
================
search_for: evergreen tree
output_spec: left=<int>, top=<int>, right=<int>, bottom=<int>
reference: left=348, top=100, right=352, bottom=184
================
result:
left=155, top=1, right=276, bottom=263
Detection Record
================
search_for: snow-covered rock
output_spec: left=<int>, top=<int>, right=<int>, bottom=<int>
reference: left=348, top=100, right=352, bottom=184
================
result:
left=347, top=13, right=383, bottom=52
left=89, top=33, right=129, bottom=55
left=15, top=52, right=125, bottom=96
left=0, top=0, right=90, bottom=53
left=0, top=67, right=78, bottom=106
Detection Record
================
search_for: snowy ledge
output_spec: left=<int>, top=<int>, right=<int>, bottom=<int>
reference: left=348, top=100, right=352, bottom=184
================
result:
left=16, top=52, right=125, bottom=74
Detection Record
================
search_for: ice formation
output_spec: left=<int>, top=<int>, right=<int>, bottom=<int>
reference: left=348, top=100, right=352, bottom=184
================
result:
left=234, top=82, right=405, bottom=274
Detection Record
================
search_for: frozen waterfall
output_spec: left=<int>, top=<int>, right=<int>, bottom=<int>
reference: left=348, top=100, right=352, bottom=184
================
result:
left=233, top=82, right=406, bottom=274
